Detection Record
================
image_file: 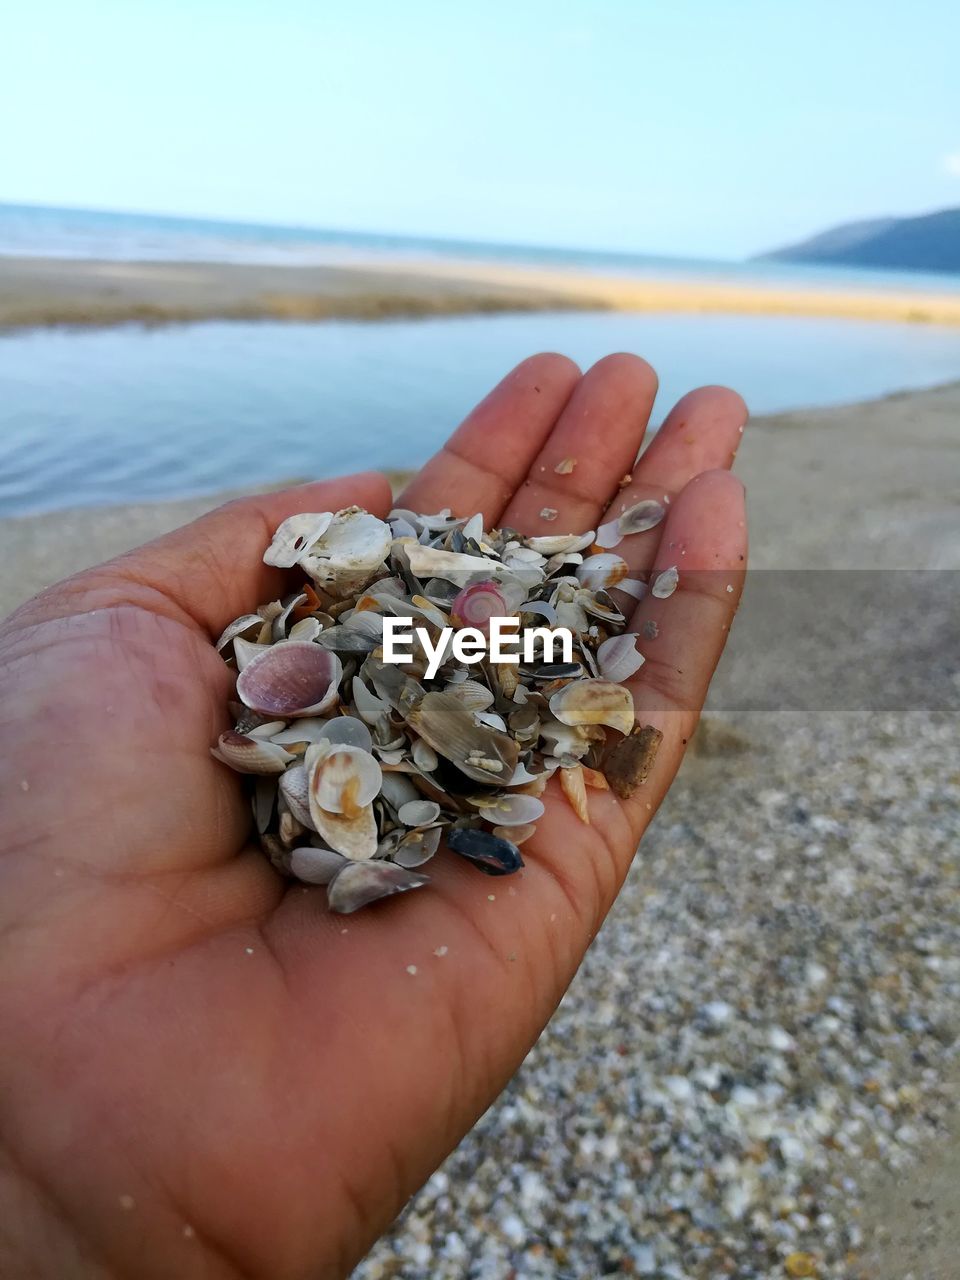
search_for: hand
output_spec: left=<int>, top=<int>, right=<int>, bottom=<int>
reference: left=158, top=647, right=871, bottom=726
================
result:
left=0, top=353, right=747, bottom=1279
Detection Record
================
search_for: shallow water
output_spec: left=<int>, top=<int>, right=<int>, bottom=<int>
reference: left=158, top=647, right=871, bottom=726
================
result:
left=1, top=311, right=958, bottom=516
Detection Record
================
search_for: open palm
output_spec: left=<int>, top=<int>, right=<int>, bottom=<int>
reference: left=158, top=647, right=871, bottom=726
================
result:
left=0, top=353, right=747, bottom=1279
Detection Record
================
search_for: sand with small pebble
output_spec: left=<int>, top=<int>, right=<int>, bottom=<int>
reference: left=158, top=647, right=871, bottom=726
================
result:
left=1, top=382, right=959, bottom=1278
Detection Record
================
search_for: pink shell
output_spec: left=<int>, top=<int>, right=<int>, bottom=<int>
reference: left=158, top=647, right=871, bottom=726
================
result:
left=236, top=642, right=342, bottom=718
left=451, top=580, right=506, bottom=634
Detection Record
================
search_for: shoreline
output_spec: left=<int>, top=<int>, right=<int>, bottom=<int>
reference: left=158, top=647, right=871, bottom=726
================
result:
left=2, top=378, right=958, bottom=619
left=2, top=253, right=960, bottom=332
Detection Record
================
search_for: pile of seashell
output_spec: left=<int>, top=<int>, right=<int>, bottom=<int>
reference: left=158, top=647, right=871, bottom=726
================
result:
left=212, top=505, right=670, bottom=913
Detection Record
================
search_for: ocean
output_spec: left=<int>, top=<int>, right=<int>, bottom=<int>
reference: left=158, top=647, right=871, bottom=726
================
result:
left=1, top=203, right=959, bottom=517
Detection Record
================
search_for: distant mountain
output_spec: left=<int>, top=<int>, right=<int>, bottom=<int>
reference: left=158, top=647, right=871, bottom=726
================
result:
left=758, top=207, right=960, bottom=274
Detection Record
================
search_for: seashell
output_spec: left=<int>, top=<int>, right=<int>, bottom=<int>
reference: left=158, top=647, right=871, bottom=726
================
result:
left=524, top=531, right=594, bottom=555
left=289, top=845, right=347, bottom=885
left=559, top=763, right=590, bottom=824
left=578, top=589, right=625, bottom=625
left=493, top=822, right=537, bottom=845
left=233, top=636, right=271, bottom=672
left=312, top=800, right=379, bottom=861
left=379, top=771, right=422, bottom=810
left=246, top=720, right=287, bottom=739
left=461, top=512, right=484, bottom=543
left=450, top=580, right=506, bottom=632
left=237, top=643, right=342, bottom=718
left=398, top=800, right=441, bottom=827
left=519, top=599, right=558, bottom=626
left=504, top=761, right=542, bottom=787
left=263, top=513, right=334, bottom=567
left=581, top=765, right=610, bottom=790
left=617, top=578, right=648, bottom=602
left=393, top=826, right=441, bottom=868
left=271, top=593, right=308, bottom=642
left=411, top=738, right=438, bottom=772
left=444, top=678, right=495, bottom=712
left=576, top=554, right=630, bottom=592
left=279, top=809, right=304, bottom=847
left=554, top=457, right=577, bottom=475
left=478, top=793, right=545, bottom=826
left=316, top=715, right=374, bottom=752
left=300, top=507, right=393, bottom=598
left=287, top=616, right=322, bottom=642
left=252, top=776, right=276, bottom=833
left=446, top=827, right=524, bottom=876
left=549, top=679, right=635, bottom=736
left=270, top=717, right=334, bottom=745
left=351, top=676, right=390, bottom=725
left=210, top=730, right=295, bottom=775
left=279, top=764, right=314, bottom=828
left=618, top=499, right=665, bottom=536
left=407, top=692, right=519, bottom=785
left=306, top=742, right=383, bottom=816
left=405, top=544, right=495, bottom=583
left=651, top=565, right=679, bottom=598
left=596, top=633, right=645, bottom=682
left=474, top=710, right=507, bottom=731
left=520, top=662, right=584, bottom=681
left=539, top=717, right=601, bottom=759
left=594, top=518, right=623, bottom=550
left=216, top=614, right=264, bottom=652
left=327, top=861, right=429, bottom=913
left=313, top=625, right=381, bottom=654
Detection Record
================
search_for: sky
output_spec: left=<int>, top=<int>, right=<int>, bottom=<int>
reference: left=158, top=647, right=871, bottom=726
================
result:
left=2, top=0, right=959, bottom=260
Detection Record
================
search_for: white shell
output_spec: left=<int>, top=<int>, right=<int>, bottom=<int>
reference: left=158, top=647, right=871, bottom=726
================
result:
left=596, top=633, right=645, bottom=682
left=312, top=801, right=379, bottom=860
left=263, top=513, right=334, bottom=567
left=232, top=637, right=271, bottom=672
left=444, top=679, right=495, bottom=712
left=411, top=739, right=438, bottom=772
left=594, top=518, right=624, bottom=550
left=398, top=800, right=441, bottom=827
left=289, top=845, right=347, bottom=884
left=405, top=544, right=494, bottom=582
left=210, top=731, right=294, bottom=775
left=651, top=565, right=679, bottom=598
left=618, top=499, right=665, bottom=536
left=575, top=554, right=630, bottom=592
left=306, top=742, right=383, bottom=815
left=524, top=531, right=595, bottom=555
left=479, top=793, right=545, bottom=826
left=279, top=764, right=313, bottom=828
left=299, top=508, right=392, bottom=598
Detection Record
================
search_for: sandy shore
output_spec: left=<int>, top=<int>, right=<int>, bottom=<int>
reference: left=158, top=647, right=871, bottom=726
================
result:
left=3, top=253, right=960, bottom=331
left=1, top=384, right=958, bottom=1277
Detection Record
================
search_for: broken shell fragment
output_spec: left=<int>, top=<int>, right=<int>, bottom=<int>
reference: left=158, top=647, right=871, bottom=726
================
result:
left=596, top=632, right=645, bottom=682
left=327, top=861, right=430, bottom=914
left=559, top=762, right=590, bottom=824
left=263, top=513, right=334, bottom=567
left=651, top=565, right=679, bottom=599
left=576, top=554, right=630, bottom=592
left=237, top=643, right=342, bottom=718
left=299, top=508, right=392, bottom=598
left=618, top=499, right=665, bottom=536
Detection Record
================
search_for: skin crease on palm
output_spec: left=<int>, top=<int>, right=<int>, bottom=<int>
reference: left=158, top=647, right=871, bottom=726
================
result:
left=0, top=353, right=747, bottom=1280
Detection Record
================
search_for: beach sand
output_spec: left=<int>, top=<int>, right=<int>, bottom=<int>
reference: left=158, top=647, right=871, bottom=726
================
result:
left=1, top=384, right=957, bottom=1276
left=3, top=253, right=960, bottom=331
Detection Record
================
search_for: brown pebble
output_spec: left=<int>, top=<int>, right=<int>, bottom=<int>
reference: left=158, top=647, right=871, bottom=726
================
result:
left=604, top=724, right=663, bottom=798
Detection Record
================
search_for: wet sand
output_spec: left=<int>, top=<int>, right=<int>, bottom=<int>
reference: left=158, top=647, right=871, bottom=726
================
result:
left=2, top=253, right=960, bottom=331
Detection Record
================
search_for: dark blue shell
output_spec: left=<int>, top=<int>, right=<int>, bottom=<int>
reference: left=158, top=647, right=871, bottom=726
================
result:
left=447, top=827, right=524, bottom=876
